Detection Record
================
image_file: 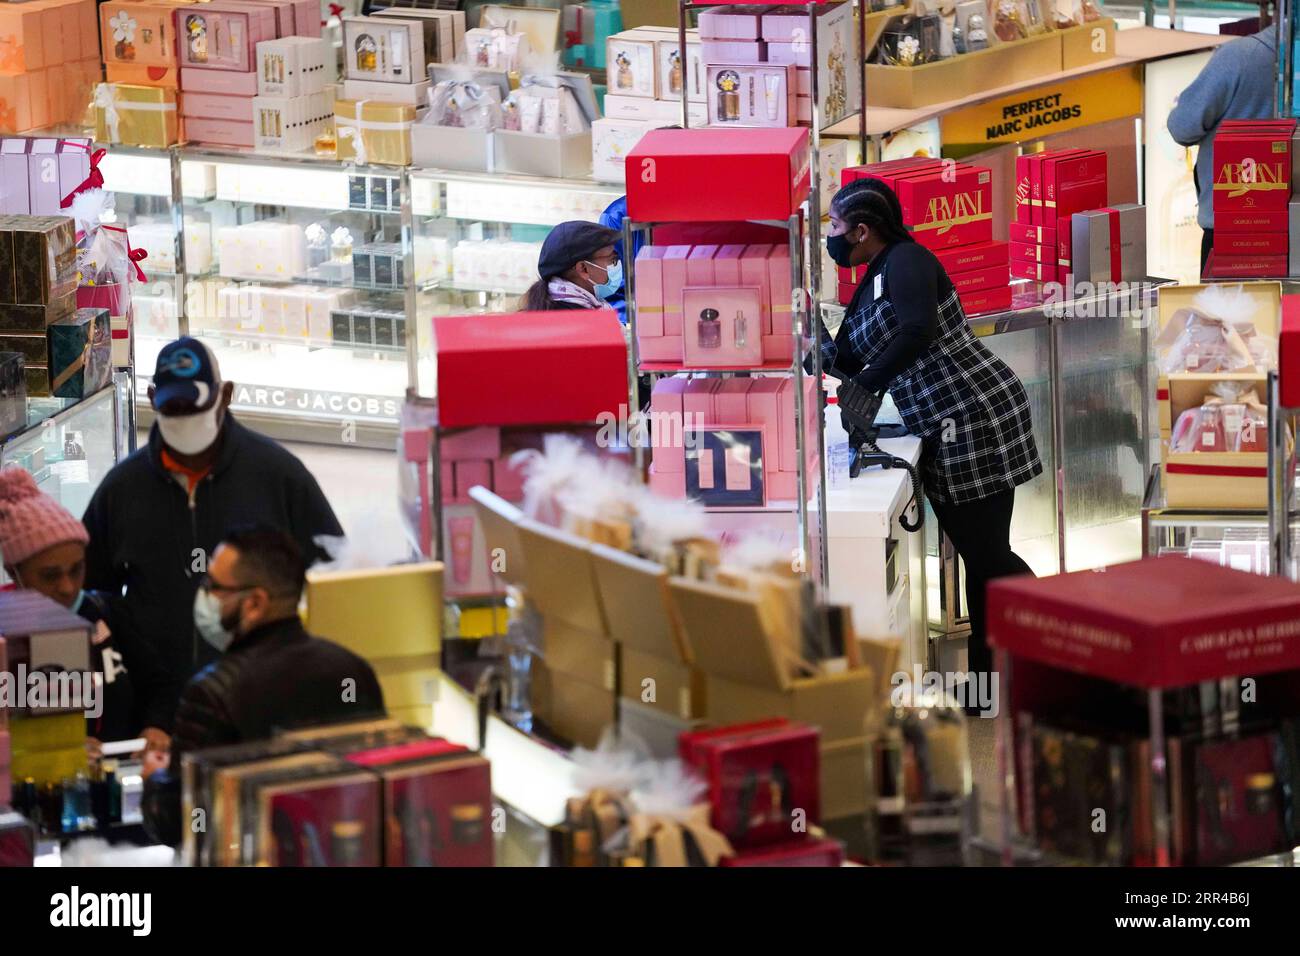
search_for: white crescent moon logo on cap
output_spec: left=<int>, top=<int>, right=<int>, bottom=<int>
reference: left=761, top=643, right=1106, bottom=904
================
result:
left=193, top=382, right=210, bottom=406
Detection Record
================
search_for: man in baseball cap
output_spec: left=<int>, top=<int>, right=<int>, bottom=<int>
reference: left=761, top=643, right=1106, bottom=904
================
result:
left=82, top=336, right=343, bottom=741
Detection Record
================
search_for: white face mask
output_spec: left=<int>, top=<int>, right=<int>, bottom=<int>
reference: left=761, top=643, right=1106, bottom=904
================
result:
left=157, top=402, right=222, bottom=456
left=194, top=586, right=242, bottom=652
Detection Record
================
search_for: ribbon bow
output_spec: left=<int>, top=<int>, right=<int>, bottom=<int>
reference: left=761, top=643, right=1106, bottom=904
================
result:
left=566, top=788, right=632, bottom=846
left=330, top=226, right=352, bottom=249
left=60, top=147, right=107, bottom=209
left=338, top=99, right=369, bottom=166
left=93, top=84, right=121, bottom=144
left=627, top=804, right=734, bottom=867
left=450, top=82, right=486, bottom=112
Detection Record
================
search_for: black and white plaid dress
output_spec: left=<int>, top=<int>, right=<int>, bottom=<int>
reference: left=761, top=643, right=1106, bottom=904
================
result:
left=823, top=258, right=1042, bottom=506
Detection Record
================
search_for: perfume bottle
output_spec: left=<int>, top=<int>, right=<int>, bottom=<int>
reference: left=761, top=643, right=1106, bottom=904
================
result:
left=669, top=50, right=683, bottom=95
left=697, top=308, right=721, bottom=348
left=717, top=70, right=741, bottom=122
left=330, top=226, right=353, bottom=263
left=331, top=821, right=366, bottom=865
left=734, top=309, right=748, bottom=349
left=616, top=51, right=633, bottom=90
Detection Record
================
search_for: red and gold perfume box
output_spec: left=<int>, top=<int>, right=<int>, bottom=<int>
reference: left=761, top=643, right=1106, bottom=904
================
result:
left=1010, top=220, right=1055, bottom=246
left=1010, top=240, right=1052, bottom=264
left=1011, top=258, right=1057, bottom=283
left=840, top=156, right=938, bottom=187
left=347, top=738, right=494, bottom=867
left=893, top=165, right=994, bottom=251
left=1213, top=130, right=1293, bottom=212
left=1213, top=231, right=1288, bottom=256
left=950, top=263, right=1007, bottom=294
left=935, top=239, right=1008, bottom=275
left=680, top=718, right=819, bottom=850
left=627, top=127, right=810, bottom=223
left=1204, top=251, right=1287, bottom=278
left=1024, top=148, right=1087, bottom=225
left=1216, top=208, right=1288, bottom=232
left=960, top=284, right=1013, bottom=316
left=989, top=555, right=1300, bottom=687
left=1043, top=149, right=1107, bottom=222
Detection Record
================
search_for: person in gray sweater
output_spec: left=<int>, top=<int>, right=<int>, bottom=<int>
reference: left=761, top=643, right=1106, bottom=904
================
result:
left=1167, top=27, right=1278, bottom=274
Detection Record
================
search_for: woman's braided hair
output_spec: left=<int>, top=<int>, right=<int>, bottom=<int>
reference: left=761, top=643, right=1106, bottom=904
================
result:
left=830, top=177, right=913, bottom=246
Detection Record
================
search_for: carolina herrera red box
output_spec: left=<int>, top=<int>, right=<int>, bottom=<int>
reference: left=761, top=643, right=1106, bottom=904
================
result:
left=988, top=555, right=1300, bottom=688
left=894, top=165, right=994, bottom=251
left=433, top=310, right=627, bottom=427
left=680, top=718, right=819, bottom=849
left=935, top=239, right=1008, bottom=274
left=1214, top=232, right=1288, bottom=255
left=1026, top=148, right=1086, bottom=225
left=1213, top=131, right=1292, bottom=212
left=348, top=739, right=494, bottom=867
left=1044, top=149, right=1106, bottom=218
left=961, top=285, right=1013, bottom=316
left=626, top=127, right=811, bottom=222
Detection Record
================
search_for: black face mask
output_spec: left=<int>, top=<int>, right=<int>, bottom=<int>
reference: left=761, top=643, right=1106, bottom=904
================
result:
left=826, top=232, right=857, bottom=269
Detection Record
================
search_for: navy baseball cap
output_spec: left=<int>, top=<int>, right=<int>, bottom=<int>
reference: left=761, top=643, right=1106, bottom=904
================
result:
left=537, top=221, right=619, bottom=279
left=153, top=337, right=223, bottom=410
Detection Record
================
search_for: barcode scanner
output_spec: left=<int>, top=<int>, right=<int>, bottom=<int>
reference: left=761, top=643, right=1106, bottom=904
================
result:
left=828, top=371, right=924, bottom=532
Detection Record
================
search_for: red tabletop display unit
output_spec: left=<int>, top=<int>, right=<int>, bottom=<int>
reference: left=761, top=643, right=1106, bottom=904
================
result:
left=625, top=127, right=811, bottom=223
left=989, top=555, right=1300, bottom=689
left=1281, top=294, right=1300, bottom=408
left=432, top=310, right=628, bottom=428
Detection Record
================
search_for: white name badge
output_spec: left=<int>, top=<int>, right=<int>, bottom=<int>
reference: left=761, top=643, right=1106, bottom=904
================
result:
left=873, top=273, right=883, bottom=301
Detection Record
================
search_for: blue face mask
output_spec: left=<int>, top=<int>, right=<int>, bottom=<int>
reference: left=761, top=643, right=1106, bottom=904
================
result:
left=71, top=590, right=85, bottom=615
left=586, top=260, right=623, bottom=300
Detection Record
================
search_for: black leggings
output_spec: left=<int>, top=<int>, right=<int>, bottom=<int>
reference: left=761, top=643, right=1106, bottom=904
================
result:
left=928, top=488, right=1034, bottom=678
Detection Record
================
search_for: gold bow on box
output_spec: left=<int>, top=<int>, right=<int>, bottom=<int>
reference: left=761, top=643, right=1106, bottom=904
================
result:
left=564, top=788, right=633, bottom=863
left=627, top=804, right=734, bottom=867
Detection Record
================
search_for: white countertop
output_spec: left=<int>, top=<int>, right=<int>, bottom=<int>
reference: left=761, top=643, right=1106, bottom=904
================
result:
left=825, top=426, right=924, bottom=539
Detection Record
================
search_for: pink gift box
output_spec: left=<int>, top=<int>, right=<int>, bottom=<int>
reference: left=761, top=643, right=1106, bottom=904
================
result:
left=648, top=461, right=686, bottom=498
left=185, top=117, right=256, bottom=147
left=440, top=459, right=456, bottom=503
left=777, top=378, right=801, bottom=471
left=706, top=64, right=795, bottom=128
left=698, top=9, right=761, bottom=40
left=0, top=140, right=29, bottom=214
left=766, top=41, right=811, bottom=67
left=741, top=244, right=775, bottom=333
left=796, top=68, right=811, bottom=96
left=181, top=67, right=259, bottom=96
left=761, top=11, right=809, bottom=41
left=713, top=378, right=750, bottom=422
left=768, top=470, right=798, bottom=501
left=795, top=96, right=811, bottom=124
left=650, top=376, right=689, bottom=472
left=747, top=377, right=784, bottom=467
left=683, top=378, right=718, bottom=424
left=639, top=335, right=684, bottom=364
left=454, top=460, right=492, bottom=499
left=661, top=245, right=692, bottom=336
left=57, top=138, right=93, bottom=211
left=28, top=140, right=62, bottom=215
left=682, top=285, right=764, bottom=368
left=713, top=244, right=746, bottom=285
left=763, top=334, right=795, bottom=365
left=700, top=40, right=766, bottom=63
left=634, top=245, right=667, bottom=338
left=768, top=247, right=793, bottom=337
left=181, top=90, right=255, bottom=122
left=686, top=245, right=718, bottom=288
left=176, top=4, right=278, bottom=72
left=493, top=455, right=526, bottom=501
left=441, top=426, right=502, bottom=461
left=77, top=283, right=129, bottom=318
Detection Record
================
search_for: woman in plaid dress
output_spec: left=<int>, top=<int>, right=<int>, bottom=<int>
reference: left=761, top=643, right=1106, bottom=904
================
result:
left=823, top=178, right=1041, bottom=689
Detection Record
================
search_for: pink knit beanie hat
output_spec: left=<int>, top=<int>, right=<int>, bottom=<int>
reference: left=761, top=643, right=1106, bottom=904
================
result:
left=0, top=466, right=90, bottom=567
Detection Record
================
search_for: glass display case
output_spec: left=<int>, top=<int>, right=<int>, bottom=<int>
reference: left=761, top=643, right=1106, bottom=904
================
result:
left=0, top=381, right=129, bottom=555
left=104, top=146, right=417, bottom=447
left=408, top=168, right=624, bottom=399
